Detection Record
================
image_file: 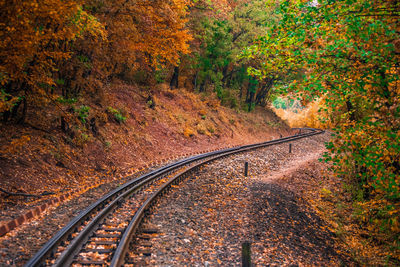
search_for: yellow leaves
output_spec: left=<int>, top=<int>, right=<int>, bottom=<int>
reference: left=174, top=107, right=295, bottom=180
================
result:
left=0, top=0, right=105, bottom=108
left=0, top=135, right=31, bottom=154
left=273, top=97, right=330, bottom=129
left=320, top=188, right=333, bottom=198
left=94, top=0, right=192, bottom=69
left=183, top=127, right=195, bottom=138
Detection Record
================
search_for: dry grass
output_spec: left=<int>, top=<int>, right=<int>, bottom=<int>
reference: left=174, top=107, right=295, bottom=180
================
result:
left=0, top=80, right=291, bottom=201
left=273, top=99, right=332, bottom=129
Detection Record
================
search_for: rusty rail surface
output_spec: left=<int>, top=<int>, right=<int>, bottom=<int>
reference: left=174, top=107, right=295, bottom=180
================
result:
left=25, top=128, right=324, bottom=267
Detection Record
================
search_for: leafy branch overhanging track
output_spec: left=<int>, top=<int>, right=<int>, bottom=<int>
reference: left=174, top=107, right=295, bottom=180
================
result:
left=25, top=128, right=324, bottom=267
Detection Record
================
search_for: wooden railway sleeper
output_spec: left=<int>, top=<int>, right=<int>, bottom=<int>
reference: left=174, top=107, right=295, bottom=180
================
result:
left=83, top=248, right=114, bottom=254
left=26, top=129, right=323, bottom=267
left=73, top=259, right=106, bottom=266
left=100, top=227, right=125, bottom=232
left=94, top=233, right=121, bottom=238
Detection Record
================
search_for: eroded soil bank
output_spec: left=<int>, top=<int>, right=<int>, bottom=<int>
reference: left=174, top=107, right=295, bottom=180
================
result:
left=1, top=83, right=291, bottom=227
left=0, top=82, right=296, bottom=265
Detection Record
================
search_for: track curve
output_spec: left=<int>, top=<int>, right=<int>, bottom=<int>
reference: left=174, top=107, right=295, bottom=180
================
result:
left=25, top=128, right=324, bottom=267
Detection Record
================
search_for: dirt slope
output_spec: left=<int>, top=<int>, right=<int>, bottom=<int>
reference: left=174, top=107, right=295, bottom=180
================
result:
left=0, top=81, right=291, bottom=226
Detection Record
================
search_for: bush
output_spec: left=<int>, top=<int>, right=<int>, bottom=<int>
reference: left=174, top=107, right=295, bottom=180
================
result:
left=107, top=107, right=127, bottom=123
left=77, top=105, right=90, bottom=123
left=183, top=127, right=194, bottom=138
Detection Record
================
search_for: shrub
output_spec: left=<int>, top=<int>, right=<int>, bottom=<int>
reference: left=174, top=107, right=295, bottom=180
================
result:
left=183, top=127, right=194, bottom=138
left=77, top=105, right=90, bottom=123
left=107, top=107, right=127, bottom=123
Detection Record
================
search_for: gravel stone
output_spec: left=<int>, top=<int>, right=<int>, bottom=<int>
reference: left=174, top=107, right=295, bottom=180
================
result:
left=130, top=132, right=353, bottom=265
left=0, top=132, right=354, bottom=266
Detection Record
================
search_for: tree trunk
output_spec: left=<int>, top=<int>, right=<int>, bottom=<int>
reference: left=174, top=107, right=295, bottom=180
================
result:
left=346, top=100, right=356, bottom=121
left=248, top=90, right=254, bottom=112
left=245, top=85, right=250, bottom=103
left=193, top=71, right=198, bottom=89
left=170, top=66, right=179, bottom=89
left=199, top=81, right=206, bottom=92
left=17, top=97, right=27, bottom=124
left=222, top=64, right=229, bottom=86
left=255, top=79, right=274, bottom=106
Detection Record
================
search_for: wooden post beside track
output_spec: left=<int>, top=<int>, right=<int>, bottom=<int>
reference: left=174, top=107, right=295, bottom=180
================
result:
left=289, top=144, right=292, bottom=153
left=244, top=162, right=248, bottom=177
left=242, top=241, right=251, bottom=267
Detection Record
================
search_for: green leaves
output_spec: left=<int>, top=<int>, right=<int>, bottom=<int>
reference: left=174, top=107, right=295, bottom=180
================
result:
left=244, top=0, right=400, bottom=252
left=77, top=105, right=90, bottom=123
left=107, top=107, right=126, bottom=123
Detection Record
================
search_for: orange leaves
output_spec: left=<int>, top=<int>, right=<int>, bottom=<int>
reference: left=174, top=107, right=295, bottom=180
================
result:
left=133, top=0, right=193, bottom=66
left=1, top=0, right=193, bottom=122
left=0, top=135, right=31, bottom=154
left=0, top=91, right=19, bottom=113
left=91, top=0, right=192, bottom=70
left=0, top=0, right=104, bottom=115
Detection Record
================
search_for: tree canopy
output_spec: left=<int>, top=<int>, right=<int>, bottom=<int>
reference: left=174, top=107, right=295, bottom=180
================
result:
left=0, top=0, right=192, bottom=122
left=0, top=1, right=399, bottom=259
left=244, top=0, right=400, bottom=255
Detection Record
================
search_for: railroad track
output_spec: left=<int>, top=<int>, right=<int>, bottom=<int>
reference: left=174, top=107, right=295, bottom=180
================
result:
left=25, top=128, right=324, bottom=267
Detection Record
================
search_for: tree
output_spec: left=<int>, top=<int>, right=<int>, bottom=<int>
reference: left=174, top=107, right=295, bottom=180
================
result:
left=0, top=0, right=193, bottom=123
left=186, top=0, right=278, bottom=109
left=0, top=0, right=104, bottom=122
left=245, top=0, right=400, bottom=255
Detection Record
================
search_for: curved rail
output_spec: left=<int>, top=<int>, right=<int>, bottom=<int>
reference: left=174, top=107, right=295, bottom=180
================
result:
left=25, top=128, right=324, bottom=267
left=110, top=128, right=324, bottom=266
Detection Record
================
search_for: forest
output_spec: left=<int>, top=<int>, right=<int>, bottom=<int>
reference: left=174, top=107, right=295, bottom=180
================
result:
left=0, top=0, right=399, bottom=264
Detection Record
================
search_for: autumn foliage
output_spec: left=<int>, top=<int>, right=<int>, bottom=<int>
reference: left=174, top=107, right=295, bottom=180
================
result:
left=246, top=0, right=400, bottom=261
left=1, top=0, right=399, bottom=262
left=1, top=0, right=281, bottom=124
left=0, top=0, right=192, bottom=123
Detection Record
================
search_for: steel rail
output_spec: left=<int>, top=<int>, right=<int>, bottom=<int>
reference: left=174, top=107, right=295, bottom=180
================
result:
left=27, top=143, right=259, bottom=267
left=25, top=157, right=201, bottom=267
left=110, top=128, right=324, bottom=266
left=25, top=128, right=323, bottom=267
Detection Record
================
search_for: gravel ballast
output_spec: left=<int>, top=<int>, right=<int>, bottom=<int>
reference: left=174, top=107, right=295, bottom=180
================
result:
left=0, top=162, right=172, bottom=266
left=1, top=131, right=354, bottom=266
left=132, top=132, right=354, bottom=265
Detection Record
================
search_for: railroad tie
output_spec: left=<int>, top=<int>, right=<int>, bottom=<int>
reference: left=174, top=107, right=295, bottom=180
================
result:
left=83, top=248, right=114, bottom=254
left=92, top=240, right=116, bottom=245
left=99, top=227, right=125, bottom=232
left=138, top=249, right=152, bottom=256
left=142, top=228, right=159, bottom=234
left=137, top=233, right=152, bottom=240
left=74, top=260, right=105, bottom=266
left=94, top=233, right=120, bottom=238
left=140, top=241, right=152, bottom=247
left=24, top=128, right=324, bottom=267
